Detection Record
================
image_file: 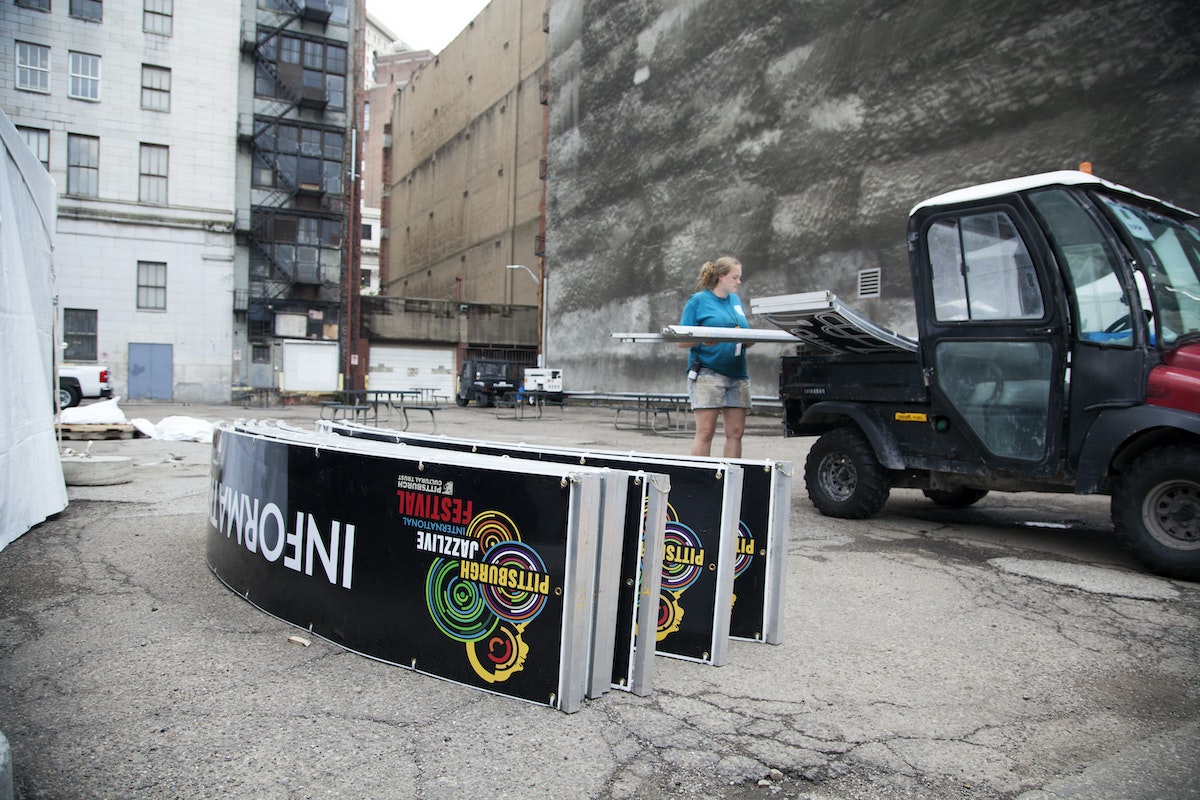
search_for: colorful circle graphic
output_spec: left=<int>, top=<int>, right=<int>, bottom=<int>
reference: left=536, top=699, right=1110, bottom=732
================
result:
left=660, top=522, right=703, bottom=592
left=425, top=557, right=497, bottom=642
left=480, top=540, right=548, bottom=623
left=466, top=620, right=530, bottom=684
left=734, top=520, right=754, bottom=578
left=476, top=623, right=522, bottom=670
left=656, top=591, right=684, bottom=641
left=467, top=509, right=520, bottom=551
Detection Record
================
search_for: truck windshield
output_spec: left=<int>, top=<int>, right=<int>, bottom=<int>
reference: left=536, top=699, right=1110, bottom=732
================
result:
left=477, top=362, right=507, bottom=377
left=1098, top=194, right=1200, bottom=346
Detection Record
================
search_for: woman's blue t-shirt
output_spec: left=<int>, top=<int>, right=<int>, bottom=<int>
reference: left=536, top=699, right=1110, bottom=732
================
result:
left=680, top=290, right=749, bottom=379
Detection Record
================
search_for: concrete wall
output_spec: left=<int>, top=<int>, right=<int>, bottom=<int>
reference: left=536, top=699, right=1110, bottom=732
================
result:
left=546, top=0, right=1200, bottom=395
left=383, top=0, right=548, bottom=310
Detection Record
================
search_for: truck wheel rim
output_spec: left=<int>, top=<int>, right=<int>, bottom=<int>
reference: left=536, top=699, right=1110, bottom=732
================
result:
left=819, top=454, right=857, bottom=501
left=1142, top=478, right=1200, bottom=551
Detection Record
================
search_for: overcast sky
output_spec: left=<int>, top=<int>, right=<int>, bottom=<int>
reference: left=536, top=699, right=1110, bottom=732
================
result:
left=366, top=0, right=493, bottom=53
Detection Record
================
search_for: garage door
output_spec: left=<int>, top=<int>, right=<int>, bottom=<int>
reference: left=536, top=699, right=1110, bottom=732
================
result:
left=281, top=340, right=338, bottom=392
left=368, top=344, right=456, bottom=399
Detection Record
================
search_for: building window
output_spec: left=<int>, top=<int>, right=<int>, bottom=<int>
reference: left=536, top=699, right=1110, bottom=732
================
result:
left=63, top=308, right=98, bottom=361
left=16, top=42, right=50, bottom=93
left=251, top=344, right=271, bottom=364
left=259, top=0, right=348, bottom=24
left=139, top=143, right=168, bottom=204
left=251, top=121, right=343, bottom=195
left=140, top=64, right=170, bottom=111
left=330, top=0, right=347, bottom=25
left=69, top=51, right=101, bottom=101
left=144, top=0, right=172, bottom=35
left=250, top=210, right=342, bottom=282
left=361, top=223, right=372, bottom=240
left=256, top=34, right=347, bottom=110
left=17, top=126, right=50, bottom=170
left=67, top=134, right=99, bottom=197
left=137, top=261, right=167, bottom=310
left=16, top=0, right=51, bottom=10
left=70, top=0, right=102, bottom=21
left=248, top=317, right=272, bottom=339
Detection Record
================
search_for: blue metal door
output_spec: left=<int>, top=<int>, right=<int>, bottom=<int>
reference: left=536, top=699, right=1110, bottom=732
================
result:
left=128, top=343, right=173, bottom=400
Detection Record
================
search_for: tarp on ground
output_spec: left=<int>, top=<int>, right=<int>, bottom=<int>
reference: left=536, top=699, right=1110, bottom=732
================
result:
left=0, top=107, right=66, bottom=552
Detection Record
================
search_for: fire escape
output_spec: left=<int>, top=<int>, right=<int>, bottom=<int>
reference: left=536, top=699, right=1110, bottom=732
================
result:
left=236, top=0, right=344, bottom=342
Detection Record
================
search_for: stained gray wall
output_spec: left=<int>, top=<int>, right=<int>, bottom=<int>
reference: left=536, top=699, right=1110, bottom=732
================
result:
left=545, top=0, right=1200, bottom=395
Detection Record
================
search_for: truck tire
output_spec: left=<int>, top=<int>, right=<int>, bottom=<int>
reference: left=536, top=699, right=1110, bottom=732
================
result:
left=922, top=487, right=989, bottom=508
left=58, top=382, right=81, bottom=410
left=1112, top=445, right=1200, bottom=581
left=456, top=395, right=468, bottom=407
left=805, top=427, right=890, bottom=519
left=477, top=391, right=493, bottom=408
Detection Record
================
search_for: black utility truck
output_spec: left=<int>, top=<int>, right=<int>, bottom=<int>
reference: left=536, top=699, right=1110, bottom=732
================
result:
left=455, top=358, right=513, bottom=407
left=751, top=170, right=1200, bottom=580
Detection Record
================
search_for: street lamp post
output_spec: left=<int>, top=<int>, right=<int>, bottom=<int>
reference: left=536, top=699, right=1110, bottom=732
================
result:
left=506, top=264, right=543, bottom=367
left=505, top=264, right=539, bottom=285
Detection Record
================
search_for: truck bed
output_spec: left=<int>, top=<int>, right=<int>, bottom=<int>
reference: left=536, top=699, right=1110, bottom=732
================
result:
left=780, top=351, right=926, bottom=437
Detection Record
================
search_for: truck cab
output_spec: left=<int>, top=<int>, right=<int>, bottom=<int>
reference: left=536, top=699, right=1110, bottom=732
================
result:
left=760, top=171, right=1200, bottom=580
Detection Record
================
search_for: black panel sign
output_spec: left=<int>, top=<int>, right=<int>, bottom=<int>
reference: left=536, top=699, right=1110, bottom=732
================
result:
left=727, top=464, right=772, bottom=641
left=353, top=429, right=789, bottom=645
left=328, top=426, right=741, bottom=665
left=206, top=427, right=591, bottom=709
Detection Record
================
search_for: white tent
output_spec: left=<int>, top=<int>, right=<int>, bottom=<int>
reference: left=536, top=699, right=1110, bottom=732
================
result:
left=0, top=107, right=66, bottom=552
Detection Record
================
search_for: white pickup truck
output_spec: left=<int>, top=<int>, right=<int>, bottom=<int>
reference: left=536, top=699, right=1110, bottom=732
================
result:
left=58, top=364, right=112, bottom=409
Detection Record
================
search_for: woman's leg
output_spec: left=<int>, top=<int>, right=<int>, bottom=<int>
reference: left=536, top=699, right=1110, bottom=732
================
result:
left=691, top=408, right=719, bottom=456
left=721, top=407, right=747, bottom=458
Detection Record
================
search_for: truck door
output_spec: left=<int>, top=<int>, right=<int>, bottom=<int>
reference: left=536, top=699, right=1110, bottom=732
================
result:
left=914, top=201, right=1066, bottom=471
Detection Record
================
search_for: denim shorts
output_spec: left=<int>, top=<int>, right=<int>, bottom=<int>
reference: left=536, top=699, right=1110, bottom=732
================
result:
left=688, top=368, right=752, bottom=410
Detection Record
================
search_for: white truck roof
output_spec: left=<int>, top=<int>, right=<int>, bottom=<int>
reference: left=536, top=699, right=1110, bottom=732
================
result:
left=909, top=170, right=1196, bottom=218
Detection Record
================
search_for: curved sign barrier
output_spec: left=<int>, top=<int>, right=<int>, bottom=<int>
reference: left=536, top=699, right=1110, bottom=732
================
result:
left=206, top=422, right=668, bottom=712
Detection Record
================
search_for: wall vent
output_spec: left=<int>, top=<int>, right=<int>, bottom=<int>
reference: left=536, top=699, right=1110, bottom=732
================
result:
left=858, top=268, right=881, bottom=299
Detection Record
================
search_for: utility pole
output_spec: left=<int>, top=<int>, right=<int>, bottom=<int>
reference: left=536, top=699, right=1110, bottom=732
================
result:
left=342, top=0, right=367, bottom=389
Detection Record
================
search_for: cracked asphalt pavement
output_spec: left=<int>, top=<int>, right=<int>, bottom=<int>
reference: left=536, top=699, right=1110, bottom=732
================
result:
left=1, top=401, right=1198, bottom=799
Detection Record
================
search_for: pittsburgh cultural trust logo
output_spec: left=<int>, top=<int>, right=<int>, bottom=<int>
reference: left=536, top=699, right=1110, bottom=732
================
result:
left=400, top=474, right=552, bottom=684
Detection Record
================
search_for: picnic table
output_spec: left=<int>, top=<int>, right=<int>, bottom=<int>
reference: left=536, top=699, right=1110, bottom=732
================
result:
left=319, top=389, right=441, bottom=431
left=494, top=389, right=566, bottom=420
left=612, top=391, right=692, bottom=434
left=398, top=387, right=444, bottom=432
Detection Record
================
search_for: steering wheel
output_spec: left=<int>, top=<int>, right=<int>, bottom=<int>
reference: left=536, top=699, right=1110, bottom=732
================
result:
left=1104, top=314, right=1133, bottom=334
left=1105, top=309, right=1152, bottom=334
